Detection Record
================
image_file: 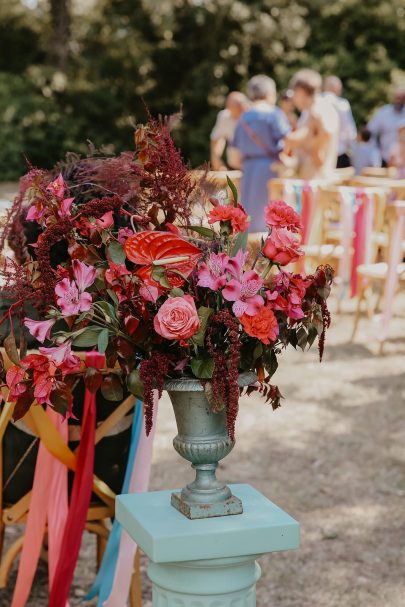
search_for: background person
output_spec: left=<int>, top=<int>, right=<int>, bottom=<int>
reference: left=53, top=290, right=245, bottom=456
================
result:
left=279, top=89, right=298, bottom=130
left=231, top=74, right=290, bottom=232
left=388, top=124, right=405, bottom=178
left=285, top=69, right=339, bottom=179
left=367, top=86, right=405, bottom=167
left=210, top=91, right=249, bottom=170
left=351, top=127, right=381, bottom=175
left=323, top=75, right=357, bottom=168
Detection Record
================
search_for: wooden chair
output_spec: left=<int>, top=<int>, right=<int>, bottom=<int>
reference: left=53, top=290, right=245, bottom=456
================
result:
left=0, top=354, right=143, bottom=605
left=361, top=167, right=398, bottom=179
left=349, top=177, right=405, bottom=199
left=351, top=200, right=405, bottom=349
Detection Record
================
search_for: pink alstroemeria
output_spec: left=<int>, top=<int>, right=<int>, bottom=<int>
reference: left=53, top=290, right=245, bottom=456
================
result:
left=118, top=227, right=134, bottom=244
left=47, top=173, right=65, bottom=199
left=55, top=279, right=92, bottom=315
left=39, top=340, right=80, bottom=373
left=58, top=197, right=74, bottom=218
left=72, top=259, right=96, bottom=292
left=223, top=269, right=264, bottom=317
left=24, top=318, right=55, bottom=343
left=95, top=211, right=114, bottom=230
left=197, top=252, right=229, bottom=291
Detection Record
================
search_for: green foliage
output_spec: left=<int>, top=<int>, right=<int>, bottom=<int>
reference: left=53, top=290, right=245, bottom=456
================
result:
left=0, top=0, right=404, bottom=180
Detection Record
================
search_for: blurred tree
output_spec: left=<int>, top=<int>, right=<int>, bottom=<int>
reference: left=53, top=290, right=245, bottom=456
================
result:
left=0, top=0, right=404, bottom=179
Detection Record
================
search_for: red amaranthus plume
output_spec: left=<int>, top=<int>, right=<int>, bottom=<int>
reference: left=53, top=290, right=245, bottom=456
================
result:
left=207, top=309, right=241, bottom=441
left=139, top=352, right=171, bottom=435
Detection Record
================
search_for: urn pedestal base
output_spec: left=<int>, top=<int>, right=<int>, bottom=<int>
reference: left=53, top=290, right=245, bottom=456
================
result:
left=116, top=483, right=300, bottom=607
left=171, top=491, right=243, bottom=519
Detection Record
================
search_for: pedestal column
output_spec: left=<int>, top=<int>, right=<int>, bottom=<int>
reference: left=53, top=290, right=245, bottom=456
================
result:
left=116, top=484, right=300, bottom=606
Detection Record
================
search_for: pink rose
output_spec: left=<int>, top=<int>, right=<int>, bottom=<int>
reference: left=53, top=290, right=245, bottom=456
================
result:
left=262, top=228, right=303, bottom=266
left=154, top=295, right=200, bottom=341
left=265, top=200, right=302, bottom=233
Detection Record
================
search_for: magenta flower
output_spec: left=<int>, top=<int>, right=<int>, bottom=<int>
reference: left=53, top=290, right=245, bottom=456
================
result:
left=72, top=260, right=96, bottom=291
left=223, top=268, right=264, bottom=317
left=26, top=204, right=45, bottom=222
left=39, top=340, right=80, bottom=372
left=118, top=227, right=134, bottom=244
left=197, top=252, right=229, bottom=290
left=24, top=318, right=55, bottom=343
left=58, top=197, right=74, bottom=218
left=47, top=173, right=65, bottom=199
left=95, top=211, right=114, bottom=230
left=55, top=279, right=92, bottom=316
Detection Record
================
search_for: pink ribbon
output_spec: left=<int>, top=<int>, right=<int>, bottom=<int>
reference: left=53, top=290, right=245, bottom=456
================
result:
left=11, top=409, right=69, bottom=607
left=378, top=204, right=405, bottom=342
left=103, top=396, right=159, bottom=607
left=351, top=191, right=374, bottom=297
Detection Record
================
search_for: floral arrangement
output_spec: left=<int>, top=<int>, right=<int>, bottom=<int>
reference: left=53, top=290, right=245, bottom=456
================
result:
left=0, top=118, right=333, bottom=439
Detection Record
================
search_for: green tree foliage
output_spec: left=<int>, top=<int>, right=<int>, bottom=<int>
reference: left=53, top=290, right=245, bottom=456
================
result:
left=0, top=0, right=404, bottom=179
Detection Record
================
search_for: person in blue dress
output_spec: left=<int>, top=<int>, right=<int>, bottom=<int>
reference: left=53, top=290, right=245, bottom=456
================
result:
left=230, top=75, right=290, bottom=232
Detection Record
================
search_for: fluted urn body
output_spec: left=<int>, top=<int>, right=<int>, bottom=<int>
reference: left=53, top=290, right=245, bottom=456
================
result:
left=165, top=373, right=255, bottom=519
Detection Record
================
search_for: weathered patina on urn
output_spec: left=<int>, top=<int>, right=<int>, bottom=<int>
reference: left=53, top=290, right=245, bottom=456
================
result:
left=165, top=372, right=256, bottom=519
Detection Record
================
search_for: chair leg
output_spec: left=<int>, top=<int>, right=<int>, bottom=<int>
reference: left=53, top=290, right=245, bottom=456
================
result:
left=0, top=535, right=24, bottom=588
left=129, top=549, right=142, bottom=607
left=351, top=282, right=366, bottom=340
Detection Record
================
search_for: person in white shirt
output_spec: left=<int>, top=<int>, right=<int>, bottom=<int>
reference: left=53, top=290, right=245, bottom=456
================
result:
left=367, top=86, right=405, bottom=166
left=210, top=92, right=249, bottom=170
left=285, top=69, right=339, bottom=179
left=323, top=75, right=357, bottom=168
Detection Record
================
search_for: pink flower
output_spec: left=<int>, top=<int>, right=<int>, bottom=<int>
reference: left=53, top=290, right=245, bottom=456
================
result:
left=139, top=282, right=160, bottom=303
left=39, top=341, right=80, bottom=373
left=72, top=260, right=96, bottom=291
left=118, top=228, right=134, bottom=244
left=47, top=174, right=65, bottom=199
left=26, top=204, right=44, bottom=222
left=266, top=271, right=311, bottom=320
left=223, top=269, right=264, bottom=317
left=197, top=252, right=229, bottom=290
left=55, top=279, right=92, bottom=315
left=262, top=228, right=303, bottom=266
left=24, top=318, right=55, bottom=343
left=154, top=295, right=200, bottom=341
left=95, top=211, right=114, bottom=230
left=265, top=200, right=302, bottom=232
left=58, top=197, right=74, bottom=218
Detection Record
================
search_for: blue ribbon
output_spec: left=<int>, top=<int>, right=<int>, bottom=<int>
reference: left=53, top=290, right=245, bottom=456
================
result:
left=84, top=399, right=143, bottom=604
left=294, top=183, right=302, bottom=215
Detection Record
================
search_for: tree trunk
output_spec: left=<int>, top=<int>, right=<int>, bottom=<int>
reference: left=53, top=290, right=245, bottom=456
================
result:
left=49, top=0, right=71, bottom=72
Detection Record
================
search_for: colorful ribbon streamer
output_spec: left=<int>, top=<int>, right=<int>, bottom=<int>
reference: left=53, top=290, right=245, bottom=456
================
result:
left=84, top=399, right=143, bottom=604
left=48, top=352, right=103, bottom=606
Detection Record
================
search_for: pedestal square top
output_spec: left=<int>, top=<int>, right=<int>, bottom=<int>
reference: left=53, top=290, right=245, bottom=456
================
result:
left=116, top=483, right=299, bottom=563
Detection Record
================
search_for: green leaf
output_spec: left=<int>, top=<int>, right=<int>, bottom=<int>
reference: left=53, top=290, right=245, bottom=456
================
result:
left=170, top=287, right=184, bottom=297
left=253, top=342, right=263, bottom=361
left=73, top=327, right=103, bottom=347
left=263, top=349, right=278, bottom=378
left=190, top=356, right=214, bottom=379
left=107, top=289, right=119, bottom=306
left=127, top=369, right=144, bottom=399
left=97, top=328, right=109, bottom=354
left=108, top=241, right=126, bottom=264
left=226, top=176, right=238, bottom=205
left=231, top=230, right=248, bottom=256
left=151, top=266, right=170, bottom=288
left=297, top=326, right=308, bottom=351
left=101, top=374, right=124, bottom=401
left=94, top=301, right=117, bottom=324
left=4, top=334, right=19, bottom=365
left=307, top=325, right=319, bottom=349
left=192, top=306, right=214, bottom=347
left=185, top=225, right=216, bottom=239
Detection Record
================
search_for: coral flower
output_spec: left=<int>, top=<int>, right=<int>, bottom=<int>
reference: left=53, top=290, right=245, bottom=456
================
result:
left=208, top=204, right=250, bottom=233
left=265, top=200, right=302, bottom=232
left=240, top=307, right=279, bottom=344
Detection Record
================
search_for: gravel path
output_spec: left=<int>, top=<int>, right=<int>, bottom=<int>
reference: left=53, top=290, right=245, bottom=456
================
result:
left=1, top=294, right=405, bottom=606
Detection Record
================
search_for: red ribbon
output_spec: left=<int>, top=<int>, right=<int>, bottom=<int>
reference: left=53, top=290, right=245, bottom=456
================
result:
left=49, top=352, right=104, bottom=606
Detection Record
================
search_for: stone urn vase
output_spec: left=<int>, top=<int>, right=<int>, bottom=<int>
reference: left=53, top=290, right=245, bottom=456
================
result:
left=165, top=372, right=256, bottom=520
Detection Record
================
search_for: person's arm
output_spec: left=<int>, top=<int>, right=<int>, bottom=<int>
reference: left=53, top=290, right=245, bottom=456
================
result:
left=226, top=146, right=241, bottom=169
left=210, top=138, right=227, bottom=170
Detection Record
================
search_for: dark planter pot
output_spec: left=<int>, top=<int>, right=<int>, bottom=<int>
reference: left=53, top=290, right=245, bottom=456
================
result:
left=2, top=379, right=133, bottom=504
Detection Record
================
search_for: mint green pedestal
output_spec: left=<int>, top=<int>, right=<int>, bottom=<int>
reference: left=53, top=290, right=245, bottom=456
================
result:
left=116, top=484, right=299, bottom=606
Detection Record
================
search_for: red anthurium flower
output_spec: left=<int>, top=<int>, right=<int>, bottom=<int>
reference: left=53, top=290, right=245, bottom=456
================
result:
left=124, top=231, right=201, bottom=283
